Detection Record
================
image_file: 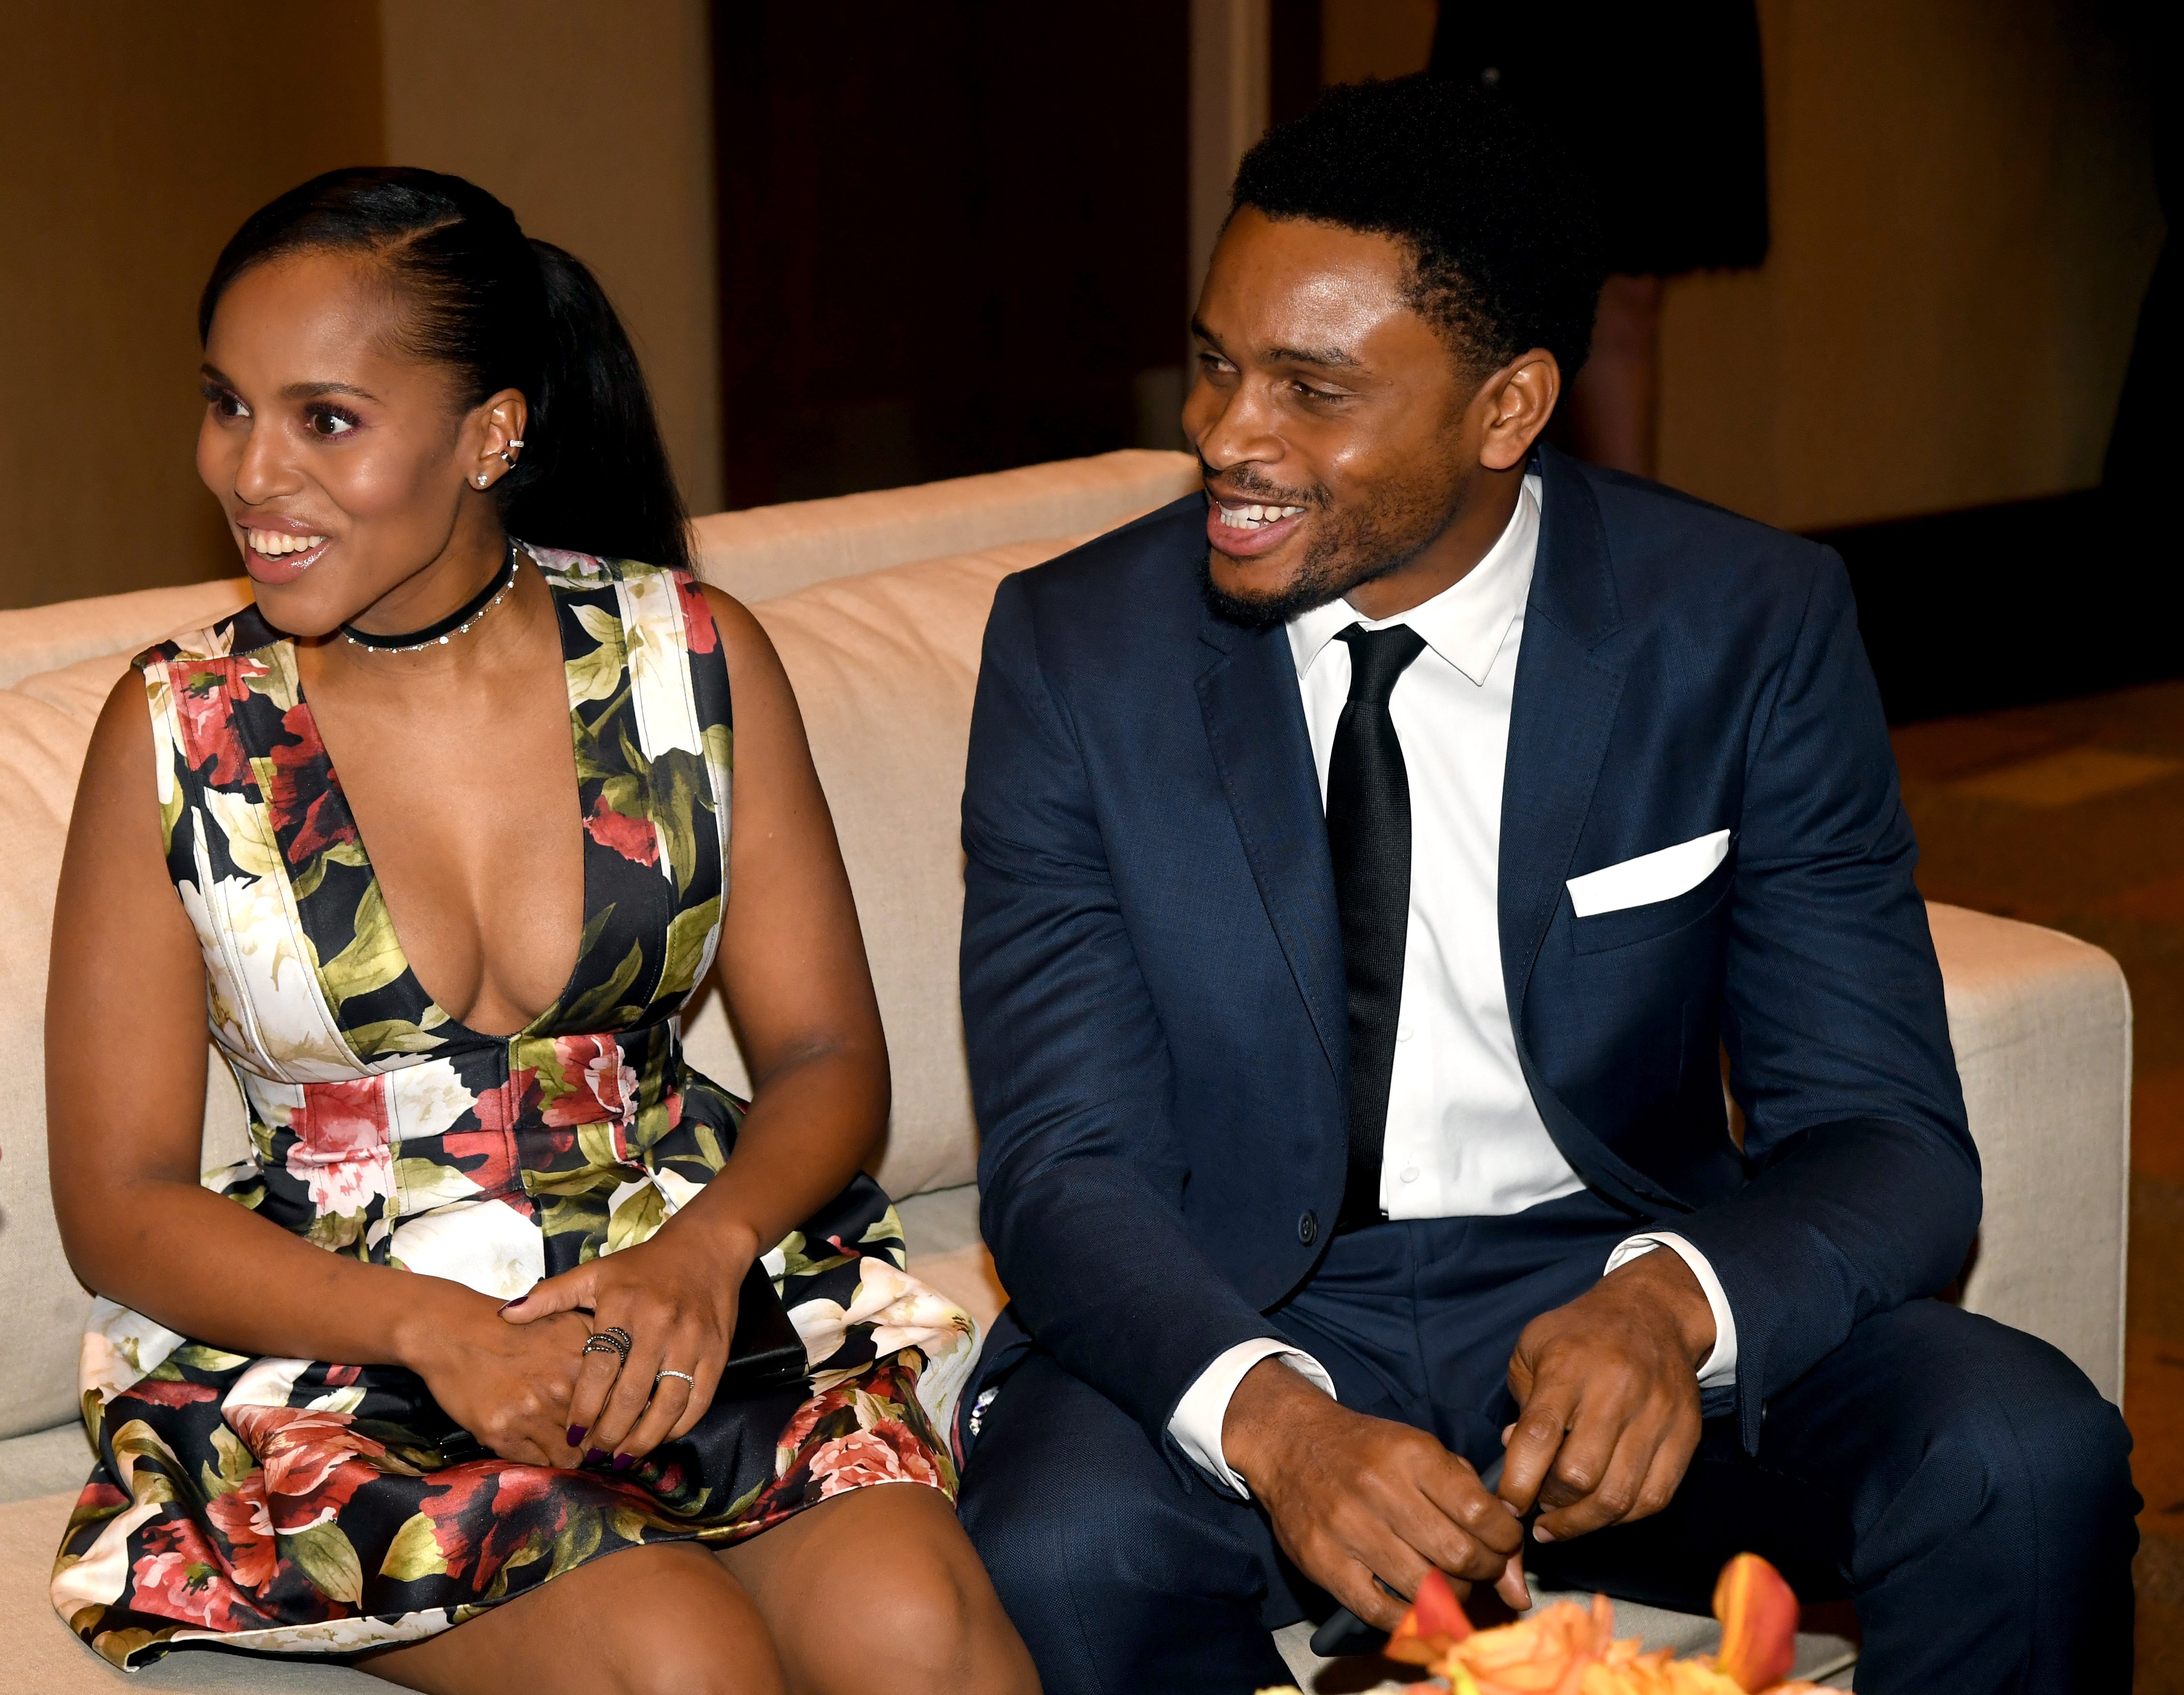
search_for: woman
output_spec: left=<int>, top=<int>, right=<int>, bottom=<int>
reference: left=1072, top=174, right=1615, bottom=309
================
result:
left=44, top=167, right=1036, bottom=1695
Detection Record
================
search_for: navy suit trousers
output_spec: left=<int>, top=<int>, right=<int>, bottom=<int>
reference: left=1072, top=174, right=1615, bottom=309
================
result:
left=959, top=1193, right=2138, bottom=1695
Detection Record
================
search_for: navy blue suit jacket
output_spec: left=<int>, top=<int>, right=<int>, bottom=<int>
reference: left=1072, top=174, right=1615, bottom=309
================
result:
left=959, top=446, right=1976, bottom=1457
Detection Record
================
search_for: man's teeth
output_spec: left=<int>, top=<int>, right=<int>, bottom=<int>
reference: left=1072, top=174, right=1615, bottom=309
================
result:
left=246, top=531, right=327, bottom=557
left=1217, top=502, right=1307, bottom=531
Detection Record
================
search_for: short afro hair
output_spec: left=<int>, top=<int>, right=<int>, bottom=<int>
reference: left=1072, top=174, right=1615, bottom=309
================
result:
left=1229, top=75, right=1604, bottom=381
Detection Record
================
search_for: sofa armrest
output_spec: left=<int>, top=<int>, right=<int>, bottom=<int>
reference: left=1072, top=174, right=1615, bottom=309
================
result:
left=1926, top=901, right=2130, bottom=1402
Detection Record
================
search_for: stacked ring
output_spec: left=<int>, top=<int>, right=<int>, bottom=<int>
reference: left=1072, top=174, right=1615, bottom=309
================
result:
left=583, top=1327, right=633, bottom=1361
left=656, top=1369, right=696, bottom=1387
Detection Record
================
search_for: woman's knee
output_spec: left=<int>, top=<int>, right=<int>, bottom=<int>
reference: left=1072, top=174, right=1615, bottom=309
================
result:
left=569, top=1548, right=785, bottom=1695
left=363, top=1543, right=782, bottom=1695
left=755, top=1484, right=1034, bottom=1694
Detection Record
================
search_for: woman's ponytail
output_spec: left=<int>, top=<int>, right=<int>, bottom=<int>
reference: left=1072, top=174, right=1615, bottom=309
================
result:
left=201, top=168, right=691, bottom=571
left=503, top=241, right=689, bottom=570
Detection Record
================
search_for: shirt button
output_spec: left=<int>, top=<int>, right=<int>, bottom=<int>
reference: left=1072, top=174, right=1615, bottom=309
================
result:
left=1399, top=1166, right=1420, bottom=1184
left=1297, top=1211, right=1319, bottom=1245
left=1396, top=1025, right=1414, bottom=1042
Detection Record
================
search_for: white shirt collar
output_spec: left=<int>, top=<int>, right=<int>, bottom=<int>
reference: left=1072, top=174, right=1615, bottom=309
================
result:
left=1286, top=472, right=1541, bottom=686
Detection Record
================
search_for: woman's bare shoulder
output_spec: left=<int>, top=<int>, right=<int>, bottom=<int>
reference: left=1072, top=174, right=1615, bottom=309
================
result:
left=698, top=583, right=798, bottom=717
left=77, top=665, right=160, bottom=818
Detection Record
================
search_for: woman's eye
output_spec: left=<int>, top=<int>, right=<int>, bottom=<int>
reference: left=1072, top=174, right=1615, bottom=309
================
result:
left=203, top=388, right=248, bottom=420
left=305, top=406, right=358, bottom=438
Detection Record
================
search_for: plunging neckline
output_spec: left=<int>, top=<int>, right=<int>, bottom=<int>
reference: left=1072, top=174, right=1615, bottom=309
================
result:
left=287, top=551, right=592, bottom=1045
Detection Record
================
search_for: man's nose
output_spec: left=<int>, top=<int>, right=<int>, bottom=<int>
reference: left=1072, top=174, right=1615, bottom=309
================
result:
left=1195, top=379, right=1283, bottom=474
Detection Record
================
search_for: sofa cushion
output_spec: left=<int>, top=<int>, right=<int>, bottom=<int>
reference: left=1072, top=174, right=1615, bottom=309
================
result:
left=0, top=579, right=250, bottom=691
left=691, top=447, right=1192, bottom=603
left=0, top=644, right=252, bottom=1442
left=680, top=536, right=1086, bottom=1200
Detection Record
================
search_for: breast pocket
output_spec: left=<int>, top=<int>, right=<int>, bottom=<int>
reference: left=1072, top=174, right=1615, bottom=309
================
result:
left=1568, top=837, right=1736, bottom=955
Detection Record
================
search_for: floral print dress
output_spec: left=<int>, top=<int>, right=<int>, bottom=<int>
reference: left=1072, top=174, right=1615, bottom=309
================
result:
left=50, top=547, right=975, bottom=1670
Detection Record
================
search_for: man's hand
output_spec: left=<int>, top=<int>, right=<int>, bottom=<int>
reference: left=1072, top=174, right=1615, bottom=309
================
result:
left=1497, top=1248, right=1714, bottom=1544
left=1223, top=1357, right=1528, bottom=1631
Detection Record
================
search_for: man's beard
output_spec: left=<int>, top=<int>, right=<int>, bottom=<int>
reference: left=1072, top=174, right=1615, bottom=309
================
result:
left=1198, top=463, right=1466, bottom=632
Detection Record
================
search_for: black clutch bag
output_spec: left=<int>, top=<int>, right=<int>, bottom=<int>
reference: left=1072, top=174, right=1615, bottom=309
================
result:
left=715, top=1257, right=812, bottom=1400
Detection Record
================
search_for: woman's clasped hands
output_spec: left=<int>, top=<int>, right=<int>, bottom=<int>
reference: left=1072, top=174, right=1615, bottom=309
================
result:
left=500, top=1216, right=755, bottom=1469
left=402, top=1217, right=754, bottom=1472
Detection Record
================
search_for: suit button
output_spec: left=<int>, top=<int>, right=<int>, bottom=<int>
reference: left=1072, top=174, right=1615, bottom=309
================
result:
left=1298, top=1211, right=1319, bottom=1245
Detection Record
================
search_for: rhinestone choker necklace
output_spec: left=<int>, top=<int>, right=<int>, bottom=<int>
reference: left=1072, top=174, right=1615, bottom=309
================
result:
left=341, top=542, right=521, bottom=654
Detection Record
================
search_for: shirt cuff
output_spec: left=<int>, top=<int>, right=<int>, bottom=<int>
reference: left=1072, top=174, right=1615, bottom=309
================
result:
left=1606, top=1232, right=1739, bottom=1390
left=1166, top=1337, right=1337, bottom=1495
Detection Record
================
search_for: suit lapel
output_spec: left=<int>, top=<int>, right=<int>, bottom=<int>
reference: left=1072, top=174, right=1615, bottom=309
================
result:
left=1500, top=448, right=1628, bottom=1040
left=1196, top=614, right=1347, bottom=1082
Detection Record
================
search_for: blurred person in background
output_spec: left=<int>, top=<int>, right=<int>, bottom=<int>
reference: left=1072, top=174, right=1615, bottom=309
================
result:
left=1432, top=1, right=1769, bottom=478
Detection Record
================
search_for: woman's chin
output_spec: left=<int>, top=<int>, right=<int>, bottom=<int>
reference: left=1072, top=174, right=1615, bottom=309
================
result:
left=244, top=574, right=351, bottom=640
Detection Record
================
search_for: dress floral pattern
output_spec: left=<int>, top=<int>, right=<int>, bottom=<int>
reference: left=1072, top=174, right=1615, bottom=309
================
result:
left=50, top=547, right=975, bottom=1670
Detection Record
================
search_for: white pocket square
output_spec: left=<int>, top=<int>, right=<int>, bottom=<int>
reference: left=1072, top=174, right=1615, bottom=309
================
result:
left=1566, top=829, right=1731, bottom=918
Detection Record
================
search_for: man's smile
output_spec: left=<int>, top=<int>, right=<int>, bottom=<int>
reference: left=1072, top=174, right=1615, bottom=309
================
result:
left=1205, top=488, right=1312, bottom=559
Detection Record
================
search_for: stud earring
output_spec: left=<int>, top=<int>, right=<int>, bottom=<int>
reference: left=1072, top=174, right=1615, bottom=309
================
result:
left=476, top=474, right=490, bottom=487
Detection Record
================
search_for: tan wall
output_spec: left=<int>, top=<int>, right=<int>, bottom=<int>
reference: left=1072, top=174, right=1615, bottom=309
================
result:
left=378, top=0, right=723, bottom=517
left=0, top=7, right=385, bottom=610
left=0, top=5, right=2155, bottom=613
left=1320, top=0, right=1437, bottom=87
left=1661, top=0, right=2163, bottom=531
left=0, top=1, right=722, bottom=613
left=1321, top=0, right=2163, bottom=532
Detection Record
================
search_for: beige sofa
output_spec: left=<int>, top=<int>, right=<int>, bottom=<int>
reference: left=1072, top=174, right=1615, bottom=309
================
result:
left=0, top=450, right=2131, bottom=1689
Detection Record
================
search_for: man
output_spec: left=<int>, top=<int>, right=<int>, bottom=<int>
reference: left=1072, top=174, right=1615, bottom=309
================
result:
left=955, top=77, right=2136, bottom=1694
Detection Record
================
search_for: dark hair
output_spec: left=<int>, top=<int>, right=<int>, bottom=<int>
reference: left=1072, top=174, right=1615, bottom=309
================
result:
left=200, top=166, right=689, bottom=570
left=1230, top=76, right=1603, bottom=382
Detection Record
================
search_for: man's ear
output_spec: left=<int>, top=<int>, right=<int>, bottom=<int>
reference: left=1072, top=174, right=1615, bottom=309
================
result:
left=1476, top=352, right=1560, bottom=472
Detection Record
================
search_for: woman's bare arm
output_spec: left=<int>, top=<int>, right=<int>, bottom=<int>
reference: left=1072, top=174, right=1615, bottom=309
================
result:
left=693, top=585, right=891, bottom=1250
left=47, top=674, right=589, bottom=1461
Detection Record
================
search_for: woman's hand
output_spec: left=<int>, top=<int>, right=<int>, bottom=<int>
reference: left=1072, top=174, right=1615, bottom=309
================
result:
left=399, top=1282, right=596, bottom=1467
left=500, top=1215, right=756, bottom=1468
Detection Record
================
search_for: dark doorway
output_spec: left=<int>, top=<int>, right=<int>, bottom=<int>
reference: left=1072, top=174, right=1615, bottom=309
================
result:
left=711, top=3, right=1189, bottom=510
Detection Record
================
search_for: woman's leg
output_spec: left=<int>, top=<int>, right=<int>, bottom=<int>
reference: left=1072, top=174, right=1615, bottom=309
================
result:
left=360, top=1542, right=785, bottom=1695
left=720, top=1481, right=1039, bottom=1695
left=1562, top=271, right=1666, bottom=477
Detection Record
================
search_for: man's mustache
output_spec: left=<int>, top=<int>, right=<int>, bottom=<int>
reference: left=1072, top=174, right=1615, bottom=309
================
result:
left=1197, top=458, right=1328, bottom=511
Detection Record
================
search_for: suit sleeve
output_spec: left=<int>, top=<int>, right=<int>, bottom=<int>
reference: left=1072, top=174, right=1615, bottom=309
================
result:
left=960, top=574, right=1276, bottom=1459
left=1671, top=550, right=1980, bottom=1451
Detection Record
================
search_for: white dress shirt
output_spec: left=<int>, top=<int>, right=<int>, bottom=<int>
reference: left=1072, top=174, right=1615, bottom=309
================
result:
left=1169, top=476, right=1737, bottom=1495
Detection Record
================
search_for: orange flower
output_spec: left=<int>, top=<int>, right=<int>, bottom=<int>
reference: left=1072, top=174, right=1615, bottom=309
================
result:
left=1377, top=1553, right=1826, bottom=1695
left=1712, top=1554, right=1799, bottom=1692
left=1447, top=1592, right=1614, bottom=1693
left=1386, top=1565, right=1473, bottom=1666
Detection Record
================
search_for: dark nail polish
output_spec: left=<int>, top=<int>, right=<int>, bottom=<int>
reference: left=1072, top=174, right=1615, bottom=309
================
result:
left=585, top=1448, right=609, bottom=1466
left=567, top=1426, right=587, bottom=1447
left=498, top=1295, right=527, bottom=1312
left=611, top=1453, right=634, bottom=1471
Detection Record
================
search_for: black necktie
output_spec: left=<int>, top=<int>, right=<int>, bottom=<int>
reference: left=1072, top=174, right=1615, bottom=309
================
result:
left=1326, top=623, right=1427, bottom=1232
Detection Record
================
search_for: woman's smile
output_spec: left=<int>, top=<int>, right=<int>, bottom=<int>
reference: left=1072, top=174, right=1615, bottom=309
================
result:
left=240, top=524, right=333, bottom=583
